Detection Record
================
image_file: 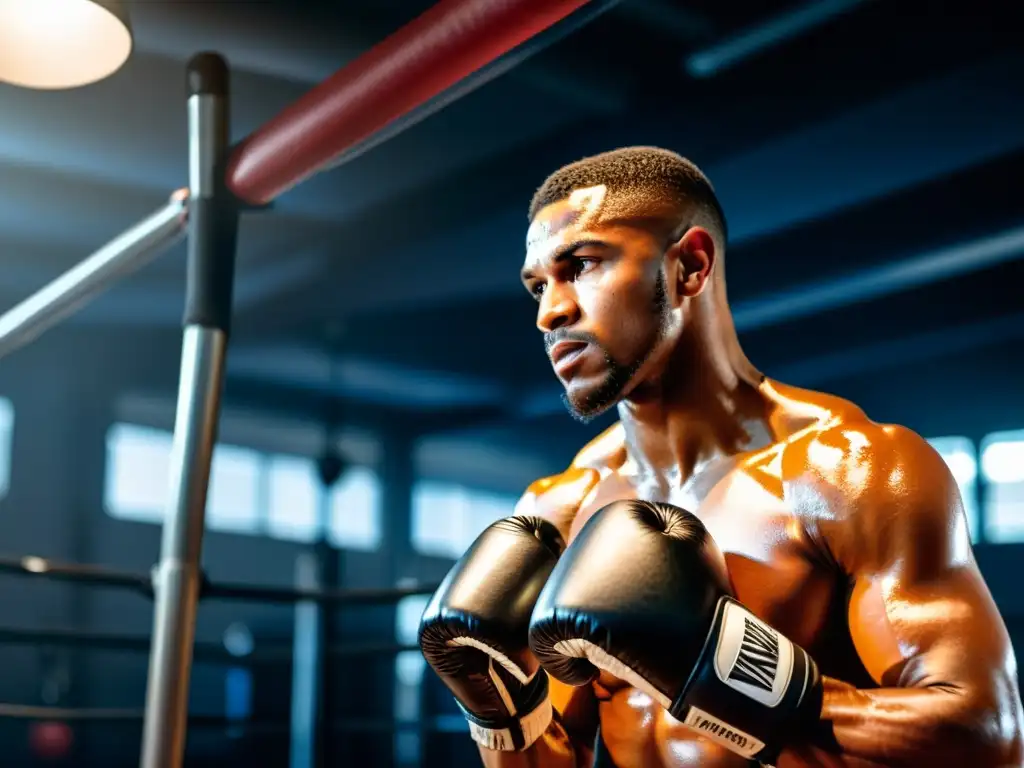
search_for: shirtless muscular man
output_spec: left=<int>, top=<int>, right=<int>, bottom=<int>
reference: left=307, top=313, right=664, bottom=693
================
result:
left=418, top=147, right=1024, bottom=766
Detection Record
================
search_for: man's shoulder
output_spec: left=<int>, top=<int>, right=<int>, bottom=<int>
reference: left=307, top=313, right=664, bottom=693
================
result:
left=570, top=421, right=627, bottom=471
left=788, top=415, right=948, bottom=500
left=514, top=423, right=623, bottom=537
left=783, top=414, right=964, bottom=569
left=767, top=377, right=937, bottom=497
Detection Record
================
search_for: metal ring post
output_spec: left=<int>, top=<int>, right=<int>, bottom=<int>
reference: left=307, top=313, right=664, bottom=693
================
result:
left=140, top=52, right=237, bottom=768
left=0, top=192, right=188, bottom=362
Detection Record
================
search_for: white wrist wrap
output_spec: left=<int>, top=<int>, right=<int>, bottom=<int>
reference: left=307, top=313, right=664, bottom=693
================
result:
left=467, top=695, right=552, bottom=752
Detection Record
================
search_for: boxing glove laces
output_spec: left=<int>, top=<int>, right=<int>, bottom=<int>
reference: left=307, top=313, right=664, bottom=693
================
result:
left=528, top=499, right=822, bottom=765
left=418, top=516, right=566, bottom=752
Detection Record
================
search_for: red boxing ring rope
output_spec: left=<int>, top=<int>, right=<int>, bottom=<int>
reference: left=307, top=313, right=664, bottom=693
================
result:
left=226, top=0, right=594, bottom=205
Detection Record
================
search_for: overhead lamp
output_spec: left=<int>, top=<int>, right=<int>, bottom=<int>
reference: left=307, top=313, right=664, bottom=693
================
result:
left=0, top=0, right=133, bottom=89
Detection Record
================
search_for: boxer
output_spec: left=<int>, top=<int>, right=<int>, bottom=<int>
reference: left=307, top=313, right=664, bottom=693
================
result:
left=419, top=147, right=1023, bottom=766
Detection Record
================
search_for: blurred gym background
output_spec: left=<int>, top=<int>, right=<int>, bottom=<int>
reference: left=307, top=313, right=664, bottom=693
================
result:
left=0, top=0, right=1021, bottom=765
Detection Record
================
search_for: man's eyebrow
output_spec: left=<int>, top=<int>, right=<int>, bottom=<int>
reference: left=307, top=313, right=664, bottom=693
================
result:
left=521, top=239, right=608, bottom=282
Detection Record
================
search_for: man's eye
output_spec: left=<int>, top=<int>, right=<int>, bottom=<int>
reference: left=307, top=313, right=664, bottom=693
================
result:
left=572, top=258, right=596, bottom=277
left=531, top=283, right=546, bottom=299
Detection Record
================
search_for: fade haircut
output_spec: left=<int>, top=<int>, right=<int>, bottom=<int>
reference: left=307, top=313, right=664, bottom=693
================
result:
left=528, top=146, right=728, bottom=245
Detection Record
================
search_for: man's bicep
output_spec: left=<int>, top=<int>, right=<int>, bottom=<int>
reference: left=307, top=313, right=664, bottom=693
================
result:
left=848, top=559, right=1012, bottom=689
left=837, top=426, right=1016, bottom=692
left=787, top=423, right=1023, bottom=766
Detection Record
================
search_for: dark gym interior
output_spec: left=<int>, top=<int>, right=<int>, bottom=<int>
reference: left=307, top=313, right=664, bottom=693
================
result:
left=0, top=0, right=1021, bottom=765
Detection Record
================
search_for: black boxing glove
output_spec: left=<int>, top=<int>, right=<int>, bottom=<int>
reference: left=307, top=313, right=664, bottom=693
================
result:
left=528, top=499, right=821, bottom=765
left=418, top=516, right=565, bottom=752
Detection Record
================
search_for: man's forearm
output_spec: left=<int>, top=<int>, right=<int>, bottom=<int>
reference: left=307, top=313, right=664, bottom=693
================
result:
left=778, top=677, right=1021, bottom=768
left=478, top=719, right=590, bottom=768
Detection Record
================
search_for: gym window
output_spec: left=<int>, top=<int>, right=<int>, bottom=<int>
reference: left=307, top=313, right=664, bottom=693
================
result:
left=0, top=396, right=13, bottom=498
left=980, top=430, right=1024, bottom=544
left=410, top=481, right=518, bottom=559
left=927, top=436, right=979, bottom=543
left=103, top=422, right=381, bottom=549
left=394, top=593, right=431, bottom=764
left=266, top=454, right=321, bottom=543
left=395, top=594, right=429, bottom=686
left=328, top=466, right=382, bottom=550
left=104, top=423, right=172, bottom=524
left=208, top=443, right=262, bottom=534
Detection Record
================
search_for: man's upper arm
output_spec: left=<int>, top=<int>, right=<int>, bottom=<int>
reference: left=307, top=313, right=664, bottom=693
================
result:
left=811, top=423, right=1021, bottom=718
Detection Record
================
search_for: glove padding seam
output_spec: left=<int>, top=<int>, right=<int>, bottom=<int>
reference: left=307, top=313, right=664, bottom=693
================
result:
left=552, top=638, right=672, bottom=710
left=448, top=636, right=531, bottom=685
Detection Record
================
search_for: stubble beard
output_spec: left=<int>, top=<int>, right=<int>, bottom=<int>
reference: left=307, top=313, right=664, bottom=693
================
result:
left=562, top=271, right=670, bottom=424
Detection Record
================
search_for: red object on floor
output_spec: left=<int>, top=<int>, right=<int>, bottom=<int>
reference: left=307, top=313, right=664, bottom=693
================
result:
left=29, top=720, right=73, bottom=760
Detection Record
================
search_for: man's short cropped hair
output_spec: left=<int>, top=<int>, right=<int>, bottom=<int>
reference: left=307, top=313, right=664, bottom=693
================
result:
left=528, top=146, right=728, bottom=243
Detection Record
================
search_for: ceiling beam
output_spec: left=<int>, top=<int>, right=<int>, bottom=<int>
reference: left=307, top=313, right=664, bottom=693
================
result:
left=614, top=0, right=715, bottom=43
left=129, top=3, right=368, bottom=85
left=690, top=52, right=1024, bottom=244
left=731, top=225, right=1024, bottom=329
left=771, top=310, right=1024, bottom=386
left=684, top=0, right=875, bottom=78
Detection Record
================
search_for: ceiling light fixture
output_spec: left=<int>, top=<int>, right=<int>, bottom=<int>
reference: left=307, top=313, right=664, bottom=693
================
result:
left=0, top=0, right=133, bottom=89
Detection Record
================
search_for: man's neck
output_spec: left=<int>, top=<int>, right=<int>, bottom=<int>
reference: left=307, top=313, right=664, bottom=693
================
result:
left=617, top=324, right=770, bottom=485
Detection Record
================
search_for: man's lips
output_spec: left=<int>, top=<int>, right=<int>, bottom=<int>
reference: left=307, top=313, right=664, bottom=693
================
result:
left=549, top=340, right=589, bottom=374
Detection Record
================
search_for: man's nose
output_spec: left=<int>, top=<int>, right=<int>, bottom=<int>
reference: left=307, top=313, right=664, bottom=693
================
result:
left=536, top=284, right=580, bottom=332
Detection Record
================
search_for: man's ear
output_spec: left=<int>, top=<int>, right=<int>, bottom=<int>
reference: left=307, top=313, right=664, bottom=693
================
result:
left=666, top=226, right=716, bottom=299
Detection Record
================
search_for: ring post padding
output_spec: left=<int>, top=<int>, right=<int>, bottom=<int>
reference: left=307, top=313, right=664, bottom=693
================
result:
left=225, top=0, right=596, bottom=205
left=139, top=52, right=238, bottom=768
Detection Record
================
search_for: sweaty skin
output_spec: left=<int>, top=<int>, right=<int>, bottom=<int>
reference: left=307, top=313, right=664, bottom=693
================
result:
left=497, top=394, right=1024, bottom=768
left=475, top=184, right=1023, bottom=767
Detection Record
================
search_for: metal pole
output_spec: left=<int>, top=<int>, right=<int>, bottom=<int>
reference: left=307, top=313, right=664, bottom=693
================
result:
left=140, top=52, right=237, bottom=768
left=0, top=191, right=188, bottom=361
left=290, top=550, right=324, bottom=768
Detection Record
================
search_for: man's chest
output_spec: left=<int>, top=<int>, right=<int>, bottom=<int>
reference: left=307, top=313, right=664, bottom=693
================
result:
left=568, top=462, right=851, bottom=768
left=568, top=459, right=838, bottom=650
